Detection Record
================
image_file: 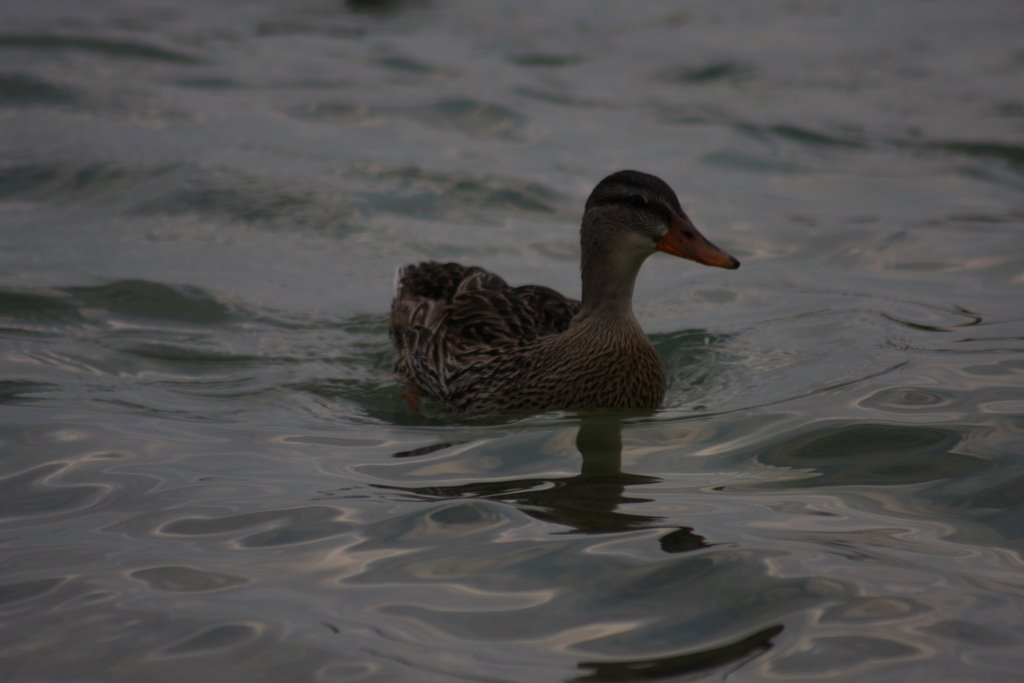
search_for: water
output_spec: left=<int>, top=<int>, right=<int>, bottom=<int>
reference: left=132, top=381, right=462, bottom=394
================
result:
left=2, top=0, right=1023, bottom=680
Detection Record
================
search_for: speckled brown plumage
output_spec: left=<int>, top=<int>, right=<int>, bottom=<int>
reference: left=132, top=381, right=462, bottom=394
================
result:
left=389, top=170, right=740, bottom=416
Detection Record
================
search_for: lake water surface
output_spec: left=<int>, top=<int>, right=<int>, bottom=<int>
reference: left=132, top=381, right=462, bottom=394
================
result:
left=2, top=1, right=1023, bottom=681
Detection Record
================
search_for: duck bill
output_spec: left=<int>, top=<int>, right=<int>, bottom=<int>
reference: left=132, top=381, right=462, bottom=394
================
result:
left=655, top=213, right=740, bottom=269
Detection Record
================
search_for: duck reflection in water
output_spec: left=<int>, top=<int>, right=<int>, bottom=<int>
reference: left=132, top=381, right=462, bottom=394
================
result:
left=388, top=416, right=783, bottom=679
left=391, top=416, right=706, bottom=548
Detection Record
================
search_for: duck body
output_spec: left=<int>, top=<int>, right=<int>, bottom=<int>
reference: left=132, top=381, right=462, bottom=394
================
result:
left=391, top=261, right=665, bottom=414
left=390, top=170, right=739, bottom=416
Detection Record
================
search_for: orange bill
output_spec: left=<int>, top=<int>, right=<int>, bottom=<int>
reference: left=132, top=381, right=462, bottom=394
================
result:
left=655, top=213, right=740, bottom=269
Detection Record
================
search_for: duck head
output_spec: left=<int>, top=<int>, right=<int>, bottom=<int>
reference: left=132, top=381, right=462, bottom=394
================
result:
left=576, top=170, right=739, bottom=317
left=582, top=170, right=740, bottom=271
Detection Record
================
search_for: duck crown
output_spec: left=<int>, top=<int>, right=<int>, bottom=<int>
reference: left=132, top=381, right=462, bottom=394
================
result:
left=584, top=170, right=686, bottom=221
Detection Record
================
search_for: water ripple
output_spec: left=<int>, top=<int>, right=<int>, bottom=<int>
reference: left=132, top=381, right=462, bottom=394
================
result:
left=0, top=73, right=80, bottom=107
left=0, top=462, right=105, bottom=521
left=130, top=566, right=249, bottom=592
left=159, top=506, right=354, bottom=548
left=0, top=34, right=206, bottom=65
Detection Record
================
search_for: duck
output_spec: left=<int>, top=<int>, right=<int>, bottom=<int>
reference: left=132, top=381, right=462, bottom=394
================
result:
left=389, top=170, right=740, bottom=416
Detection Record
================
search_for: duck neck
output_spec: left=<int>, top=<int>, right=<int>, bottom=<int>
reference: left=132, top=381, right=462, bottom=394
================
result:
left=577, top=241, right=648, bottom=325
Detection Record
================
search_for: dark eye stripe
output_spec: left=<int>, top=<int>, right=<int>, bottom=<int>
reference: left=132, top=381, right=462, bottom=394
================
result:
left=627, top=196, right=672, bottom=223
left=588, top=193, right=673, bottom=222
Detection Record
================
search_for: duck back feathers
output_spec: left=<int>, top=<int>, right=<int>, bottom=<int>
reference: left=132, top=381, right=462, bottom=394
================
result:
left=390, top=261, right=663, bottom=415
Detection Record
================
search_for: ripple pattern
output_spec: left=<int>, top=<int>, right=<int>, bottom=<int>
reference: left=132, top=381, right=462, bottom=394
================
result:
left=1, top=0, right=1023, bottom=682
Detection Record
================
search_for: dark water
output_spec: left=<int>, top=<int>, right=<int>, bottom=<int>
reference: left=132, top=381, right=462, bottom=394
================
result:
left=2, top=1, right=1023, bottom=681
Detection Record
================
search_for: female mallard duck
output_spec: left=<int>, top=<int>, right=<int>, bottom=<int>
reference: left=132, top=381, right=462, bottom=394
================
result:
left=390, top=170, right=739, bottom=416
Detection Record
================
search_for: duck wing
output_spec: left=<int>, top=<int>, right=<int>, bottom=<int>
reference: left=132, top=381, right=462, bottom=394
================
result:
left=390, top=261, right=580, bottom=401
